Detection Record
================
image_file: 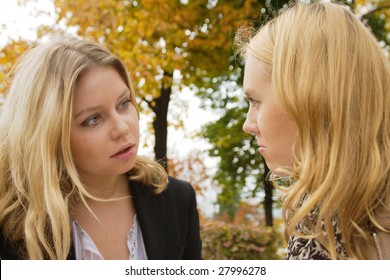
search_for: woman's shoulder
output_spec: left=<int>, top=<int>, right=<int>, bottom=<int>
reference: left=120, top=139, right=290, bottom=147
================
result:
left=166, top=176, right=194, bottom=192
left=368, top=206, right=390, bottom=259
left=129, top=176, right=197, bottom=217
left=163, top=176, right=196, bottom=202
left=130, top=176, right=195, bottom=200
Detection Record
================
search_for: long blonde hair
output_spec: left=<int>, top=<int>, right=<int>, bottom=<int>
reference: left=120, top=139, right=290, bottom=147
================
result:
left=237, top=1, right=390, bottom=259
left=0, top=36, right=167, bottom=259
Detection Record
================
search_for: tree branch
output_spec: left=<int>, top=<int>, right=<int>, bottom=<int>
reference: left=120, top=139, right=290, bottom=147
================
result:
left=141, top=97, right=154, bottom=111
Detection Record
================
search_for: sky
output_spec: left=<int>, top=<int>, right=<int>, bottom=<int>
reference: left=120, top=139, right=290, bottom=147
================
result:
left=0, top=0, right=56, bottom=47
left=0, top=0, right=221, bottom=217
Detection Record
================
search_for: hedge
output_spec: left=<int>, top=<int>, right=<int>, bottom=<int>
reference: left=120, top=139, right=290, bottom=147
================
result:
left=200, top=219, right=285, bottom=260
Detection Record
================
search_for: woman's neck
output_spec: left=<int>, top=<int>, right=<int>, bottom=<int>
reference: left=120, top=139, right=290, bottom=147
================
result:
left=80, top=173, right=130, bottom=200
left=70, top=173, right=133, bottom=220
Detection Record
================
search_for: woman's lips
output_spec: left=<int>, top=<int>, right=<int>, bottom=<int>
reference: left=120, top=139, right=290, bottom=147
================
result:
left=111, top=145, right=135, bottom=159
left=258, top=146, right=267, bottom=155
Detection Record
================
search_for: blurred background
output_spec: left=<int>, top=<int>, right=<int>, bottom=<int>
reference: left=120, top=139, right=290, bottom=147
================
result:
left=1, top=0, right=389, bottom=259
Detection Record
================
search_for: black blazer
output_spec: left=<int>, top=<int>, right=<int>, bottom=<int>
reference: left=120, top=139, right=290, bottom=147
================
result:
left=0, top=176, right=202, bottom=260
left=128, top=176, right=202, bottom=260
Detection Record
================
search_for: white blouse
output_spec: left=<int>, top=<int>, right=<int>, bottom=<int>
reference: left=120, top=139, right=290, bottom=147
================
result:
left=71, top=215, right=148, bottom=260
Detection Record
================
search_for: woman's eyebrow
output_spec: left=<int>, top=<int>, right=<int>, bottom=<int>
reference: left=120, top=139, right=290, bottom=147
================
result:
left=75, top=105, right=103, bottom=119
left=75, top=88, right=130, bottom=119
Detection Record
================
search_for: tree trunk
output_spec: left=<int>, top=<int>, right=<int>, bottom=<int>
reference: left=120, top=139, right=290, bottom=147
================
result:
left=263, top=162, right=273, bottom=226
left=151, top=76, right=172, bottom=171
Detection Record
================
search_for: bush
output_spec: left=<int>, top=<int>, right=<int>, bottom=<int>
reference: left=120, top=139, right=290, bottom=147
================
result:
left=200, top=219, right=284, bottom=260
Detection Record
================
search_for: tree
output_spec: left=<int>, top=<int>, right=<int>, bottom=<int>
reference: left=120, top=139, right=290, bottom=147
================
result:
left=201, top=81, right=276, bottom=224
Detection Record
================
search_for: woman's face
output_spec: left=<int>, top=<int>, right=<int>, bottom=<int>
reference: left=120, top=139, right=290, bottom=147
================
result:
left=242, top=55, right=298, bottom=176
left=70, top=66, right=139, bottom=181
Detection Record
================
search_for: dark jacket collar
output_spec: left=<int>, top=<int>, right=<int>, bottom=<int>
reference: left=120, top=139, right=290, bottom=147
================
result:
left=129, top=180, right=166, bottom=260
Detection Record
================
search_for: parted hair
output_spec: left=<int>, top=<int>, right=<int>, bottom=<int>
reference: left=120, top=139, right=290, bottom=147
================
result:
left=237, top=0, right=390, bottom=259
left=0, top=36, right=168, bottom=259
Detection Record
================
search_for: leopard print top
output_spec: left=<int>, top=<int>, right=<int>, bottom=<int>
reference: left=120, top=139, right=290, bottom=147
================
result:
left=286, top=215, right=348, bottom=260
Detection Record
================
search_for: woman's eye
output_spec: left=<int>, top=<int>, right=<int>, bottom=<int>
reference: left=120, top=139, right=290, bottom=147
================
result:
left=119, top=99, right=131, bottom=110
left=82, top=115, right=101, bottom=127
left=248, top=97, right=259, bottom=107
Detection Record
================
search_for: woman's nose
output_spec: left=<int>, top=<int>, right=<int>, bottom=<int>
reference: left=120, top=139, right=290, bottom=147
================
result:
left=243, top=109, right=258, bottom=135
left=110, top=116, right=130, bottom=139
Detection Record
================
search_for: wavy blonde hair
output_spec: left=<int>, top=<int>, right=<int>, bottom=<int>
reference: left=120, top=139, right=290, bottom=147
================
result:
left=0, top=36, right=168, bottom=259
left=237, top=1, right=390, bottom=259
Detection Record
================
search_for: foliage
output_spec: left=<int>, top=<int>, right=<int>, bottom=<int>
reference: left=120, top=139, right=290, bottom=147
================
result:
left=0, top=40, right=30, bottom=95
left=50, top=0, right=264, bottom=104
left=351, top=0, right=390, bottom=55
left=202, top=96, right=267, bottom=219
left=200, top=217, right=284, bottom=260
left=167, top=150, right=210, bottom=196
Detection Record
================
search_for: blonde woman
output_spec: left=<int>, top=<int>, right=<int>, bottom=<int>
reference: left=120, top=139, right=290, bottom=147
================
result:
left=239, top=0, right=390, bottom=259
left=0, top=37, right=201, bottom=260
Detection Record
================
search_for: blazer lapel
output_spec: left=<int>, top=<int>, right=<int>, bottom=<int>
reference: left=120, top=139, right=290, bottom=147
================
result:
left=129, top=181, right=166, bottom=259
